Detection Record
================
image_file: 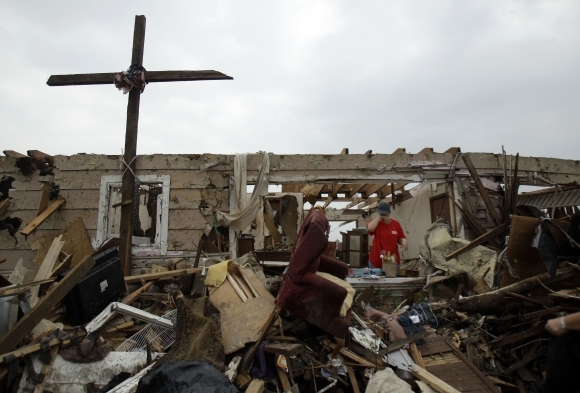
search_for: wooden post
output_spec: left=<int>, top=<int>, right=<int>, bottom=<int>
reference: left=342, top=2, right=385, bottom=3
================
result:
left=462, top=154, right=502, bottom=227
left=47, top=15, right=232, bottom=275
left=119, top=15, right=146, bottom=276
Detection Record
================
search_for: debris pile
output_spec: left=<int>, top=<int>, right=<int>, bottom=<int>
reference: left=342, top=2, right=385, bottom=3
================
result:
left=1, top=181, right=579, bottom=392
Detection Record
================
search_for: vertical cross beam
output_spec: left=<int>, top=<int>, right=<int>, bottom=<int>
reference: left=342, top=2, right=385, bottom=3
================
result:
left=119, top=16, right=146, bottom=276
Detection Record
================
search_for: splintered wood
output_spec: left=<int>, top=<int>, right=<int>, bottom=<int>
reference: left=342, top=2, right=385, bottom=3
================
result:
left=417, top=337, right=498, bottom=393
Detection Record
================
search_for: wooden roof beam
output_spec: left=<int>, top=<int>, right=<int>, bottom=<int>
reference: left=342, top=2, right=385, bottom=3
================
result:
left=300, top=184, right=325, bottom=205
left=345, top=196, right=363, bottom=209
left=376, top=183, right=406, bottom=198
left=342, top=184, right=366, bottom=198
left=3, top=150, right=28, bottom=158
left=359, top=183, right=387, bottom=198
left=331, top=184, right=344, bottom=198
left=27, top=150, right=54, bottom=167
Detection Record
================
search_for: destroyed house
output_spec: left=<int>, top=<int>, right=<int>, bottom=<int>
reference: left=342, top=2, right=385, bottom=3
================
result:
left=1, top=148, right=580, bottom=393
left=1, top=148, right=579, bottom=275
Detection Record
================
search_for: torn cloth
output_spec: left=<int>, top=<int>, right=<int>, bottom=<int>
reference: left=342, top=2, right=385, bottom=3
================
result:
left=114, top=64, right=146, bottom=94
left=216, top=153, right=270, bottom=231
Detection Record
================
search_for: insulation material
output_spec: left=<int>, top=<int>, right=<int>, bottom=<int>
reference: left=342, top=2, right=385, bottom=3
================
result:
left=18, top=352, right=151, bottom=393
left=420, top=219, right=498, bottom=288
left=204, top=260, right=231, bottom=287
left=366, top=367, right=414, bottom=393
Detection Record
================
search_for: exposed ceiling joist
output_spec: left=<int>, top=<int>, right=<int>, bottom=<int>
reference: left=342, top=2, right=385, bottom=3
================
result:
left=345, top=197, right=363, bottom=209
left=359, top=183, right=386, bottom=198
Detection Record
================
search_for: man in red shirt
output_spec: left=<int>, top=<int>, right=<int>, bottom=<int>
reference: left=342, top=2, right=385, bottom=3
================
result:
left=366, top=202, right=408, bottom=269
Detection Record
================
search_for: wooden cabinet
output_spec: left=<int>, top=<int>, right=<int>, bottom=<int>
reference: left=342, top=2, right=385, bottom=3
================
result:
left=341, top=230, right=368, bottom=268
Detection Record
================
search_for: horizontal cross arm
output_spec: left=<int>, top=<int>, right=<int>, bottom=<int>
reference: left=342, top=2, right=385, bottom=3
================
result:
left=47, top=70, right=233, bottom=86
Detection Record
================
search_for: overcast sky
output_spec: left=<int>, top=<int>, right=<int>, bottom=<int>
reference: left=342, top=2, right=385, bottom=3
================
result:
left=1, top=1, right=579, bottom=160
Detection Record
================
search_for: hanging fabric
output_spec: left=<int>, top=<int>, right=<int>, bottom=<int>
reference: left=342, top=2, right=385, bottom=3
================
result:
left=216, top=153, right=270, bottom=231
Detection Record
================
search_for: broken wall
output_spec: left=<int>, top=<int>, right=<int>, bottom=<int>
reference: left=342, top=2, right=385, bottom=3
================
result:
left=0, top=154, right=232, bottom=272
left=3, top=150, right=579, bottom=272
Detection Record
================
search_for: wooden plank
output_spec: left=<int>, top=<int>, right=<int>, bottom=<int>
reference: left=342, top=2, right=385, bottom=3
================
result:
left=409, top=342, right=425, bottom=368
left=0, top=254, right=95, bottom=354
left=505, top=291, right=551, bottom=307
left=510, top=154, right=520, bottom=215
left=49, top=254, right=72, bottom=278
left=322, top=339, right=377, bottom=368
left=245, top=379, right=265, bottom=393
left=45, top=152, right=580, bottom=185
left=443, top=337, right=499, bottom=392
left=3, top=150, right=28, bottom=158
left=347, top=366, right=361, bottom=393
left=19, top=198, right=66, bottom=236
left=124, top=267, right=202, bottom=284
left=104, top=321, right=134, bottom=333
left=263, top=214, right=282, bottom=243
left=504, top=347, right=547, bottom=374
left=47, top=70, right=232, bottom=86
left=444, top=222, right=507, bottom=261
left=462, top=154, right=502, bottom=227
left=29, top=235, right=64, bottom=307
left=122, top=280, right=155, bottom=305
left=36, top=182, right=51, bottom=217
left=276, top=365, right=292, bottom=392
left=487, top=376, right=517, bottom=389
left=417, top=339, right=452, bottom=357
left=263, top=343, right=305, bottom=357
left=0, top=199, right=9, bottom=217
left=359, top=183, right=386, bottom=198
left=466, top=344, right=479, bottom=368
left=118, top=15, right=147, bottom=277
left=422, top=364, right=489, bottom=390
left=32, top=346, right=59, bottom=393
left=502, top=215, right=547, bottom=287
left=490, top=323, right=545, bottom=348
left=227, top=273, right=248, bottom=302
left=422, top=352, right=462, bottom=367
left=228, top=269, right=253, bottom=299
left=300, top=184, right=325, bottom=205
left=0, top=338, right=63, bottom=365
left=0, top=278, right=56, bottom=298
left=409, top=366, right=462, bottom=393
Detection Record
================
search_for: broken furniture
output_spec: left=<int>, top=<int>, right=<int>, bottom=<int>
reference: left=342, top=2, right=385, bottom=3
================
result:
left=277, top=208, right=353, bottom=339
left=341, top=229, right=368, bottom=268
left=207, top=260, right=277, bottom=355
left=85, top=302, right=175, bottom=334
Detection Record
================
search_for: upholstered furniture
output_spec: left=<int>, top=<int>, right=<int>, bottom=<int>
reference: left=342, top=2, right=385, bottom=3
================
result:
left=276, top=208, right=353, bottom=339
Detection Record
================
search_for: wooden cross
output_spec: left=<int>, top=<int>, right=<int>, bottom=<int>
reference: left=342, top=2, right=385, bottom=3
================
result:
left=47, top=15, right=232, bottom=276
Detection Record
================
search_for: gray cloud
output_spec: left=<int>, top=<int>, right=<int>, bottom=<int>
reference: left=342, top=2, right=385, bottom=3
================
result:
left=1, top=1, right=579, bottom=159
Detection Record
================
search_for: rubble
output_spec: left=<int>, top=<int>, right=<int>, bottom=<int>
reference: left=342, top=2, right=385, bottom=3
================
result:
left=1, top=147, right=579, bottom=393
left=0, top=225, right=578, bottom=393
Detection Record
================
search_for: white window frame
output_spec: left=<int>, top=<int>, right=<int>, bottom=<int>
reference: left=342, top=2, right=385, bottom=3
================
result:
left=95, top=175, right=170, bottom=254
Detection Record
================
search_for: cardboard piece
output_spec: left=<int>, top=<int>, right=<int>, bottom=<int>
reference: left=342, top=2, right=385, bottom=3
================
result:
left=209, top=262, right=275, bottom=354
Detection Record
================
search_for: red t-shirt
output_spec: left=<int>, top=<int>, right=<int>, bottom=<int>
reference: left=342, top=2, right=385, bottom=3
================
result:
left=367, top=219, right=406, bottom=268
